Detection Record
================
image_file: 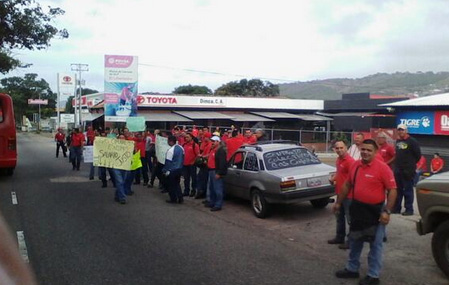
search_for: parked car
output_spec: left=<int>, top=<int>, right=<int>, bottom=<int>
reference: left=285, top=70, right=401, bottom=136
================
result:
left=224, top=143, right=336, bottom=218
left=416, top=171, right=449, bottom=278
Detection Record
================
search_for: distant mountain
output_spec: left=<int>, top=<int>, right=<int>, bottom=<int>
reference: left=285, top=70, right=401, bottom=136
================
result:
left=279, top=72, right=449, bottom=100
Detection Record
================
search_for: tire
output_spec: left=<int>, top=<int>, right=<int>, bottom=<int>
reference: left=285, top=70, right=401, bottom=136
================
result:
left=431, top=220, right=449, bottom=278
left=310, top=197, right=329, bottom=209
left=6, top=168, right=14, bottom=176
left=251, top=190, right=270, bottom=219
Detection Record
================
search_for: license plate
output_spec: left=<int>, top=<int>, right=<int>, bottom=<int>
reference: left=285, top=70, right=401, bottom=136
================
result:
left=307, top=177, right=322, bottom=187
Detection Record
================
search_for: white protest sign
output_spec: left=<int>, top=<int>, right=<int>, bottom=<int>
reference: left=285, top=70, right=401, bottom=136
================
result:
left=155, top=135, right=170, bottom=165
left=83, top=146, right=93, bottom=163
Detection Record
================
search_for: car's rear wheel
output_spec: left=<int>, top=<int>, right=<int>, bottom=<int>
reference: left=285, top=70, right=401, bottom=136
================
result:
left=310, top=197, right=329, bottom=209
left=251, top=190, right=270, bottom=219
left=431, top=220, right=449, bottom=278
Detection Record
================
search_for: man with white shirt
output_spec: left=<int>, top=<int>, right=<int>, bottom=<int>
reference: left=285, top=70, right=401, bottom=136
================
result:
left=348, top=133, right=364, bottom=160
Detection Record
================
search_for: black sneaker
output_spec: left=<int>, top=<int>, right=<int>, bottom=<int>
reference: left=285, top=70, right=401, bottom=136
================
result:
left=210, top=207, right=221, bottom=212
left=335, top=269, right=360, bottom=279
left=119, top=200, right=126, bottom=205
left=338, top=242, right=350, bottom=250
left=359, top=275, right=380, bottom=285
left=147, top=183, right=154, bottom=188
left=402, top=212, right=413, bottom=216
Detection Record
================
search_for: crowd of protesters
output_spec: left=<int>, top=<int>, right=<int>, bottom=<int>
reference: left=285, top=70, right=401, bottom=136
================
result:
left=55, top=125, right=265, bottom=208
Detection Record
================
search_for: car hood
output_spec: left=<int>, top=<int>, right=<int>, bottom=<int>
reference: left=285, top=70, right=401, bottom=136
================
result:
left=417, top=171, right=449, bottom=193
left=268, top=163, right=336, bottom=181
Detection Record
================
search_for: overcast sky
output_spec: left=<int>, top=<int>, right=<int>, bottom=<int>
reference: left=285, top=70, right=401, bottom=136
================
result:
left=4, top=0, right=449, bottom=94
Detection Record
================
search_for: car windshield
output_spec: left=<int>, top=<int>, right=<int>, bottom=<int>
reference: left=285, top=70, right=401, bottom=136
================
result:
left=263, top=147, right=320, bottom=170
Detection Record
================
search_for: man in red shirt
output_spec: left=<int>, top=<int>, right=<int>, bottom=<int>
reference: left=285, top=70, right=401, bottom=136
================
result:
left=70, top=128, right=85, bottom=171
left=182, top=133, right=200, bottom=197
left=243, top=129, right=257, bottom=145
left=414, top=155, right=427, bottom=186
left=334, top=139, right=397, bottom=285
left=54, top=128, right=67, bottom=158
left=196, top=132, right=212, bottom=199
left=328, top=140, right=355, bottom=249
left=431, top=153, right=445, bottom=175
left=226, top=130, right=244, bottom=161
left=376, top=133, right=395, bottom=168
left=134, top=132, right=149, bottom=186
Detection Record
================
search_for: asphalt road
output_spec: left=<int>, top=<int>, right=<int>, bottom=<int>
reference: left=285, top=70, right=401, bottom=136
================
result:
left=0, top=132, right=447, bottom=285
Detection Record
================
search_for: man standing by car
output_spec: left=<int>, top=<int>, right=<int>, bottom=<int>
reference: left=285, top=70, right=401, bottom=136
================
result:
left=334, top=139, right=397, bottom=285
left=393, top=124, right=421, bottom=216
left=328, top=140, right=355, bottom=250
left=205, top=136, right=227, bottom=211
left=54, top=128, right=67, bottom=158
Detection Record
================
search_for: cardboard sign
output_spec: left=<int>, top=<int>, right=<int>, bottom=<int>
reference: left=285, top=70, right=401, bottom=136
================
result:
left=126, top=116, right=146, bottom=132
left=155, top=135, right=170, bottom=165
left=83, top=146, right=93, bottom=163
left=93, top=137, right=134, bottom=170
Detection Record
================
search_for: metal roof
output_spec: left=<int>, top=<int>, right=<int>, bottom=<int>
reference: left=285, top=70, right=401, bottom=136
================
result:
left=174, top=111, right=235, bottom=120
left=225, top=113, right=274, bottom=122
left=294, top=114, right=333, bottom=121
left=140, top=112, right=192, bottom=122
left=380, top=93, right=449, bottom=107
left=250, top=112, right=303, bottom=119
left=317, top=112, right=375, bottom=117
left=83, top=113, right=103, bottom=121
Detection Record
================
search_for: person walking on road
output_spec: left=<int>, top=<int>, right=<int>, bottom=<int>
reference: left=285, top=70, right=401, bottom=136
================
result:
left=70, top=128, right=85, bottom=171
left=328, top=140, right=355, bottom=250
left=393, top=124, right=421, bottom=216
left=205, top=136, right=228, bottom=212
left=54, top=128, right=67, bottom=158
left=182, top=133, right=200, bottom=197
left=334, top=139, right=397, bottom=285
left=162, top=135, right=185, bottom=204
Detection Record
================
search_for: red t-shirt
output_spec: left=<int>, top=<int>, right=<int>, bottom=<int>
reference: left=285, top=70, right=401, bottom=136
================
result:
left=207, top=147, right=217, bottom=169
left=378, top=143, right=395, bottom=165
left=243, top=135, right=257, bottom=145
left=71, top=133, right=85, bottom=147
left=416, top=156, right=427, bottom=172
left=183, top=141, right=200, bottom=166
left=348, top=159, right=396, bottom=204
left=200, top=140, right=212, bottom=157
left=226, top=136, right=244, bottom=161
left=55, top=133, right=65, bottom=142
left=136, top=140, right=146, bottom=158
left=335, top=154, right=355, bottom=197
left=431, top=157, right=444, bottom=172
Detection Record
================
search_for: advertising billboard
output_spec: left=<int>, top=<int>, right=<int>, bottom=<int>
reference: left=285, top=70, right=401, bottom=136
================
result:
left=396, top=111, right=434, bottom=135
left=104, top=55, right=138, bottom=122
left=435, top=111, right=449, bottom=135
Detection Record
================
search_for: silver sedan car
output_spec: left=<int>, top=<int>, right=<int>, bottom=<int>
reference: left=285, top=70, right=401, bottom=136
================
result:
left=224, top=143, right=336, bottom=218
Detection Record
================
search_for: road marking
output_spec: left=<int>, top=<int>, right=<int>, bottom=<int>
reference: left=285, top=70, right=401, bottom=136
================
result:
left=16, top=231, right=29, bottom=263
left=11, top=192, right=18, bottom=205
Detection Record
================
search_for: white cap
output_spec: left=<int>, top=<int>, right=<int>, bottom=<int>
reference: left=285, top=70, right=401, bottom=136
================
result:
left=397, top=124, right=407, bottom=130
left=211, top=136, right=221, bottom=142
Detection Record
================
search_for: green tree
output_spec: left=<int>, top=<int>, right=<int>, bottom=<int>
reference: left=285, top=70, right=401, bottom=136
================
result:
left=215, top=79, right=279, bottom=97
left=0, top=73, right=55, bottom=122
left=65, top=96, right=74, bottom=114
left=173, top=84, right=212, bottom=95
left=0, top=0, right=68, bottom=73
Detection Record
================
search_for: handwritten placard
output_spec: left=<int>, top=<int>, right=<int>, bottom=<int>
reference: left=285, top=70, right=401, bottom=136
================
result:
left=155, top=135, right=170, bottom=165
left=83, top=146, right=93, bottom=163
left=126, top=116, right=146, bottom=132
left=263, top=148, right=320, bottom=170
left=93, top=137, right=134, bottom=170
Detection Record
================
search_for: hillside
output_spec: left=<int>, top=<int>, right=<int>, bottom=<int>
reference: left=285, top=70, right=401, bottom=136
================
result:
left=279, top=71, right=449, bottom=100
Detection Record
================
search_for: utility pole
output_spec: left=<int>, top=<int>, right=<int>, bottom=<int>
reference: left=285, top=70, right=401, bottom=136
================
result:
left=70, top=63, right=89, bottom=127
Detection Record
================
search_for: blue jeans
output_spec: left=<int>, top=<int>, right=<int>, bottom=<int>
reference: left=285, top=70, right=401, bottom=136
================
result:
left=71, top=146, right=82, bottom=169
left=336, top=199, right=352, bottom=241
left=183, top=165, right=197, bottom=195
left=89, top=163, right=97, bottom=179
left=394, top=170, right=414, bottom=213
left=346, top=224, right=386, bottom=278
left=196, top=167, right=209, bottom=197
left=208, top=170, right=224, bottom=209
left=113, top=169, right=127, bottom=202
left=414, top=170, right=423, bottom=186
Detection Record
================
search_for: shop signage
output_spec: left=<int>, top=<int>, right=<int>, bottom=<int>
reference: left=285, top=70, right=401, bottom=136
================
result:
left=396, top=111, right=434, bottom=135
left=435, top=111, right=449, bottom=135
left=136, top=95, right=227, bottom=108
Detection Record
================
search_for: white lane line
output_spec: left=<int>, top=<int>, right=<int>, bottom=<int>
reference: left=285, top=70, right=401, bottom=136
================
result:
left=16, top=231, right=29, bottom=263
left=11, top=192, right=18, bottom=205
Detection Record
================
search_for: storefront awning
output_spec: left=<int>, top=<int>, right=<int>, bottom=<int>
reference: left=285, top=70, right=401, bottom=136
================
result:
left=294, top=114, right=333, bottom=121
left=174, top=111, right=235, bottom=120
left=83, top=113, right=103, bottom=121
left=250, top=111, right=303, bottom=119
left=225, top=113, right=274, bottom=122
left=140, top=112, right=192, bottom=122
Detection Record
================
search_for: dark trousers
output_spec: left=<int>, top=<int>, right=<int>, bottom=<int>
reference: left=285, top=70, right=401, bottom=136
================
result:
left=183, top=165, right=197, bottom=195
left=151, top=162, right=165, bottom=188
left=146, top=151, right=154, bottom=174
left=71, top=146, right=82, bottom=170
left=196, top=167, right=209, bottom=197
left=167, top=169, right=182, bottom=202
left=135, top=157, right=149, bottom=184
left=394, top=170, right=415, bottom=213
left=99, top=167, right=116, bottom=187
left=56, top=141, right=67, bottom=157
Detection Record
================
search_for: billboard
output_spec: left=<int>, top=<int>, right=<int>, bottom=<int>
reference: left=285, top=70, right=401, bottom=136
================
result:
left=396, top=111, right=434, bottom=135
left=435, top=111, right=449, bottom=135
left=58, top=73, right=76, bottom=100
left=104, top=55, right=138, bottom=122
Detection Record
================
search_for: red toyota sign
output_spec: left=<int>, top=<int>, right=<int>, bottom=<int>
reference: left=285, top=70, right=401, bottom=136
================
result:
left=435, top=111, right=449, bottom=135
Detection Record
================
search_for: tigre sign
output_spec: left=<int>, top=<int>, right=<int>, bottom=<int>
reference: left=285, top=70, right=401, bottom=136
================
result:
left=397, top=111, right=449, bottom=136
